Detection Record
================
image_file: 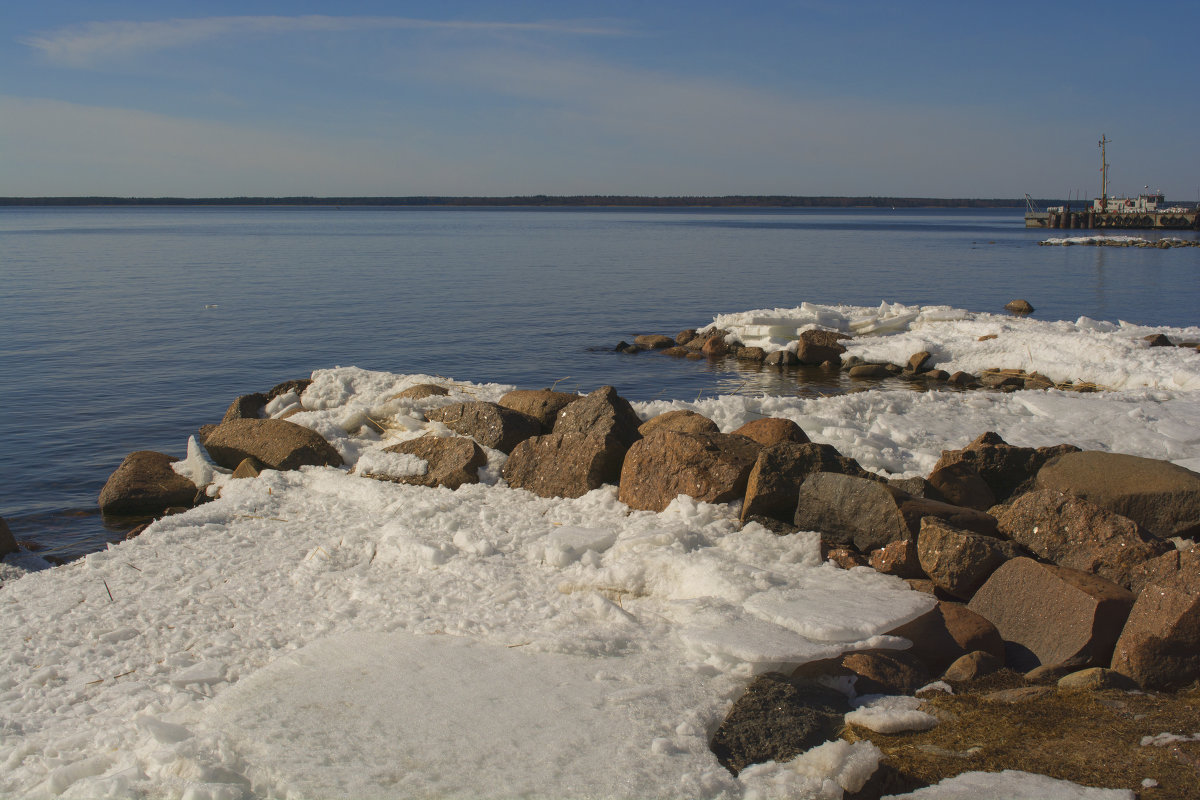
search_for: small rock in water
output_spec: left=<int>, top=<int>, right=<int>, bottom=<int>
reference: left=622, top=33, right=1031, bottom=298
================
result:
left=1004, top=299, right=1034, bottom=314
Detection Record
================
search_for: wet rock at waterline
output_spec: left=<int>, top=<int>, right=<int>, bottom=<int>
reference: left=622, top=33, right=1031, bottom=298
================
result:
left=98, top=450, right=200, bottom=516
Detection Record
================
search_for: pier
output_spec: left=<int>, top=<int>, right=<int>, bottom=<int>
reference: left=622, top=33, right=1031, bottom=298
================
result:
left=1026, top=208, right=1200, bottom=230
left=1025, top=134, right=1199, bottom=230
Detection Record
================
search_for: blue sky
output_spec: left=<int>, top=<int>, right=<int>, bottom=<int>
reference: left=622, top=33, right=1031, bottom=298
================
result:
left=3, top=1, right=1198, bottom=198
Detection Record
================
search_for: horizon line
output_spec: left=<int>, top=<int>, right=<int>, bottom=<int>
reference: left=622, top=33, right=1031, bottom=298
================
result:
left=0, top=194, right=1044, bottom=208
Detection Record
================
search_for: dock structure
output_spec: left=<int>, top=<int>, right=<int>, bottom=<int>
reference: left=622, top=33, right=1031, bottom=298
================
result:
left=1025, top=135, right=1199, bottom=229
left=1027, top=207, right=1200, bottom=230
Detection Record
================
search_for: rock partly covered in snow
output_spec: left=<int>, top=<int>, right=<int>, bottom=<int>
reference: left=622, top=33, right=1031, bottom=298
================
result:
left=97, top=450, right=199, bottom=516
left=202, top=417, right=344, bottom=471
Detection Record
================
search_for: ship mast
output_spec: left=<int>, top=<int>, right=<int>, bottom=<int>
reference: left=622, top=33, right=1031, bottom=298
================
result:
left=1098, top=134, right=1110, bottom=211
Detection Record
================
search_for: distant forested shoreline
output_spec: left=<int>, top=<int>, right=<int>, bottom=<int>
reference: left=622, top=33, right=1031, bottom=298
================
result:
left=0, top=195, right=1035, bottom=208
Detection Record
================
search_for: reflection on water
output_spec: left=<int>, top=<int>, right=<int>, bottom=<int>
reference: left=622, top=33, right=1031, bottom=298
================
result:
left=2, top=507, right=129, bottom=565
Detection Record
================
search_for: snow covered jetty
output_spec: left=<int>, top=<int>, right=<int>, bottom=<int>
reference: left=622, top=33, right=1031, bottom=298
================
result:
left=1038, top=236, right=1200, bottom=248
left=3, top=302, right=1200, bottom=799
left=621, top=301, right=1200, bottom=393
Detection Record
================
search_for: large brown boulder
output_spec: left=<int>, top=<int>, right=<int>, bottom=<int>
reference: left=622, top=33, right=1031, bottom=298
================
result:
left=868, top=538, right=923, bottom=578
left=795, top=330, right=849, bottom=366
left=992, top=489, right=1170, bottom=590
left=932, top=432, right=1080, bottom=502
left=763, top=350, right=799, bottom=367
left=619, top=430, right=761, bottom=512
left=708, top=673, right=848, bottom=776
left=268, top=379, right=312, bottom=400
left=424, top=401, right=542, bottom=454
left=887, top=602, right=1004, bottom=675
left=792, top=473, right=997, bottom=552
left=1034, top=451, right=1200, bottom=539
left=98, top=451, right=199, bottom=516
left=926, top=461, right=996, bottom=511
left=1, top=516, right=18, bottom=558
left=221, top=392, right=269, bottom=423
left=552, top=386, right=642, bottom=450
left=503, top=432, right=627, bottom=499
left=637, top=409, right=719, bottom=437
left=1128, top=546, right=1200, bottom=596
left=741, top=441, right=871, bottom=525
left=796, top=341, right=845, bottom=366
left=1110, top=548, right=1200, bottom=689
left=202, top=418, right=343, bottom=471
left=917, top=517, right=1019, bottom=600
left=841, top=650, right=931, bottom=695
left=793, top=474, right=909, bottom=551
left=391, top=384, right=449, bottom=401
left=730, top=418, right=810, bottom=447
left=901, top=496, right=999, bottom=538
left=633, top=334, right=675, bottom=350
left=365, top=436, right=486, bottom=490
left=701, top=336, right=730, bottom=356
left=498, top=389, right=580, bottom=429
left=799, top=329, right=850, bottom=348
left=967, top=557, right=1135, bottom=670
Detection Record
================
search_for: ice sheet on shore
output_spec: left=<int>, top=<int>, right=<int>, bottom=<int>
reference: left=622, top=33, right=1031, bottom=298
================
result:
left=5, top=301, right=1199, bottom=799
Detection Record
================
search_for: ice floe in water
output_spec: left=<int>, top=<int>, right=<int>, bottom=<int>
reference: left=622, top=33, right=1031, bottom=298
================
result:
left=3, top=301, right=1199, bottom=798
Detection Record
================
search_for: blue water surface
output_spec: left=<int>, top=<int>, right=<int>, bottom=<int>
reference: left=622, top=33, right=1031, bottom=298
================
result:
left=2, top=205, right=1197, bottom=558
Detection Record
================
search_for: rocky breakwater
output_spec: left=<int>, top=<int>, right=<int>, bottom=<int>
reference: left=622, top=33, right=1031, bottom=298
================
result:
left=87, top=377, right=1200, bottom=796
left=1039, top=236, right=1200, bottom=248
left=617, top=315, right=1200, bottom=389
left=94, top=379, right=341, bottom=529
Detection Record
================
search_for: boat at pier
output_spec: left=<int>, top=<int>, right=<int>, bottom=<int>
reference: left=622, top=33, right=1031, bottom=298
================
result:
left=1025, top=136, right=1198, bottom=230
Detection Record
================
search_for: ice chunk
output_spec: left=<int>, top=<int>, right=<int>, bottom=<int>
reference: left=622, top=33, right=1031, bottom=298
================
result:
left=354, top=449, right=428, bottom=479
left=171, top=435, right=229, bottom=488
left=884, top=769, right=1134, bottom=798
left=170, top=661, right=227, bottom=687
left=845, top=694, right=938, bottom=733
left=136, top=715, right=193, bottom=744
left=45, top=755, right=112, bottom=795
left=543, top=526, right=617, bottom=567
left=739, top=739, right=884, bottom=799
left=745, top=568, right=935, bottom=642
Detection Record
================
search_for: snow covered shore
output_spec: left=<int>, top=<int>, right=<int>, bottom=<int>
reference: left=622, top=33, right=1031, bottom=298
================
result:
left=3, top=302, right=1199, bottom=799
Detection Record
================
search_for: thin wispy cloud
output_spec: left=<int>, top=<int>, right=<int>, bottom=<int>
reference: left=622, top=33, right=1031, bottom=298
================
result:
left=24, top=15, right=628, bottom=67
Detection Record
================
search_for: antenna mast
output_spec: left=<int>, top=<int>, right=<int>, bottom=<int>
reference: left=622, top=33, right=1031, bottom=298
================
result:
left=1098, top=134, right=1110, bottom=211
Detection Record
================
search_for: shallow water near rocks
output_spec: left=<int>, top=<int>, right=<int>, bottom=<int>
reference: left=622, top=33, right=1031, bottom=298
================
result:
left=2, top=205, right=1197, bottom=560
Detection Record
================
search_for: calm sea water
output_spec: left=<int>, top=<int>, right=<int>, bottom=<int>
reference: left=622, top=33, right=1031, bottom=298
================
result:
left=2, top=205, right=1197, bottom=560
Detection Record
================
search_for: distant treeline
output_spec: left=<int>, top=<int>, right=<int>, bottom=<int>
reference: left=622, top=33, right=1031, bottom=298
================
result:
left=0, top=195, right=1035, bottom=208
